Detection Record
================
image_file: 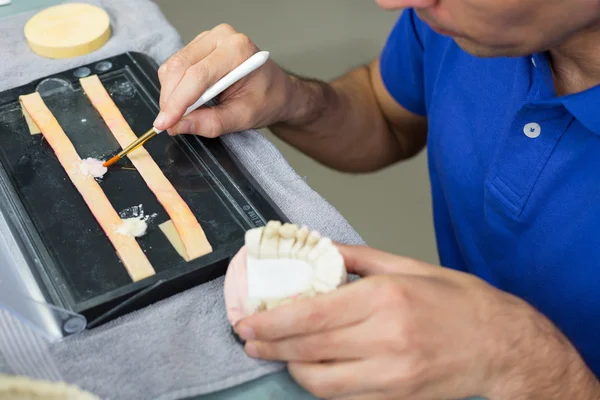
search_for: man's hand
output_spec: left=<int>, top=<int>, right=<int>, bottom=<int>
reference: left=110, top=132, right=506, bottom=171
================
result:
left=234, top=245, right=600, bottom=400
left=154, top=23, right=301, bottom=137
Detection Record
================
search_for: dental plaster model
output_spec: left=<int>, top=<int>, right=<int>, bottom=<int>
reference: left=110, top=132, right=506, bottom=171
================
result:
left=224, top=221, right=347, bottom=327
left=0, top=374, right=100, bottom=400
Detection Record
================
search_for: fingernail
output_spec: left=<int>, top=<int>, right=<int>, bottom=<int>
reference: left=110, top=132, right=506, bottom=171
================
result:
left=154, top=112, right=167, bottom=128
left=236, top=324, right=255, bottom=340
left=245, top=341, right=259, bottom=358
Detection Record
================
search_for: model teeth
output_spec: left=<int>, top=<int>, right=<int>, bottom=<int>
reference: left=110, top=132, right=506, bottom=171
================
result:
left=314, top=249, right=346, bottom=290
left=278, top=223, right=298, bottom=258
left=289, top=225, right=309, bottom=258
left=260, top=220, right=281, bottom=258
left=245, top=227, right=263, bottom=258
left=307, top=237, right=333, bottom=263
left=242, top=221, right=347, bottom=315
left=296, top=230, right=320, bottom=260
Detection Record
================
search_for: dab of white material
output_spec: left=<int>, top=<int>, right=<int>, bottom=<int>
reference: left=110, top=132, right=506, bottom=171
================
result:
left=116, top=204, right=157, bottom=237
left=116, top=216, right=148, bottom=237
left=79, top=157, right=107, bottom=178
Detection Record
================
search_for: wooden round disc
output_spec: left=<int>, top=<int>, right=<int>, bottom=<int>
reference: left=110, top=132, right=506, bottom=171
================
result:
left=24, top=3, right=111, bottom=59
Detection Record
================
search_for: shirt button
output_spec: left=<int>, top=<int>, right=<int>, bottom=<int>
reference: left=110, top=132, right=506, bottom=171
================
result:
left=523, top=122, right=541, bottom=138
left=531, top=57, right=537, bottom=67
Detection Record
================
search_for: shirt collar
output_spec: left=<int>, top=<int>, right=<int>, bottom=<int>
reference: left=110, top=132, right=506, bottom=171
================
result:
left=529, top=52, right=600, bottom=135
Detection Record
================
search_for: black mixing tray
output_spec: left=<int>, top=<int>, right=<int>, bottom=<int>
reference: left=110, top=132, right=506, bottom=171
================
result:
left=0, top=52, right=287, bottom=329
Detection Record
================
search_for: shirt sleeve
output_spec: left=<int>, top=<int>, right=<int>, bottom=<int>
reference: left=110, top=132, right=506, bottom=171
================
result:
left=379, top=9, right=427, bottom=116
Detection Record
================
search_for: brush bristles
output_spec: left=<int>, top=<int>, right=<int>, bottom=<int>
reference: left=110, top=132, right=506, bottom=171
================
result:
left=102, top=154, right=120, bottom=167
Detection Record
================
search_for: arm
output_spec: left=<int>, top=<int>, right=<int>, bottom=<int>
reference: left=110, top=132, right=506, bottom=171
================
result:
left=269, top=57, right=427, bottom=172
left=492, top=310, right=600, bottom=400
left=153, top=24, right=427, bottom=173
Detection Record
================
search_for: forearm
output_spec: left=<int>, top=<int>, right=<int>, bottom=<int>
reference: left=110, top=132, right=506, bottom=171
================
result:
left=510, top=350, right=600, bottom=400
left=271, top=63, right=420, bottom=172
left=490, top=305, right=600, bottom=400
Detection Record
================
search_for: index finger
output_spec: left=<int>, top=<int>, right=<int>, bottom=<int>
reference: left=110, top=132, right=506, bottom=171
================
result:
left=336, top=244, right=437, bottom=277
left=159, top=38, right=257, bottom=131
left=235, top=281, right=372, bottom=341
left=157, top=31, right=212, bottom=110
left=155, top=24, right=237, bottom=129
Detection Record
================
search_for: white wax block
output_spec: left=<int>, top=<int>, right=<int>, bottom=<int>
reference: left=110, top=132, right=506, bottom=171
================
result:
left=247, top=256, right=314, bottom=300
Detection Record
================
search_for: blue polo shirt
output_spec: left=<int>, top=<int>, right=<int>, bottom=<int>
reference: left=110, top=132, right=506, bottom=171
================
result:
left=380, top=9, right=600, bottom=377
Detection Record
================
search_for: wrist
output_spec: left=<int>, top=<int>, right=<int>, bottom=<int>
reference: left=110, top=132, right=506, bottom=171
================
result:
left=487, top=302, right=600, bottom=399
left=276, top=72, right=339, bottom=130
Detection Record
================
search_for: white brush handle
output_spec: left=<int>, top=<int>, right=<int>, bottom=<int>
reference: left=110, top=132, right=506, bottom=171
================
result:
left=154, top=50, right=270, bottom=134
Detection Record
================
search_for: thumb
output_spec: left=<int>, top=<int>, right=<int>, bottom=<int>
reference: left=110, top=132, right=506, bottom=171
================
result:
left=167, top=100, right=254, bottom=138
left=335, top=244, right=436, bottom=277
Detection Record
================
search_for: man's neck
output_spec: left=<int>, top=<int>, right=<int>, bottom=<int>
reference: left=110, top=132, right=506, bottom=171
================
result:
left=549, top=24, right=600, bottom=96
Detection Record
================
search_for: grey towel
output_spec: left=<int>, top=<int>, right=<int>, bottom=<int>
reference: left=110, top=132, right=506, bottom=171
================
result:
left=0, top=1, right=365, bottom=399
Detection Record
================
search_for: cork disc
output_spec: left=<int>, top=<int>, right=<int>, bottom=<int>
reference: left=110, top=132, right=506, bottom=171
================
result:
left=24, top=3, right=111, bottom=59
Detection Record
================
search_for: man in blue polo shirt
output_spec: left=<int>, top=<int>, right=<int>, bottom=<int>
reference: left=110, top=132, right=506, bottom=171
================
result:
left=156, top=1, right=600, bottom=399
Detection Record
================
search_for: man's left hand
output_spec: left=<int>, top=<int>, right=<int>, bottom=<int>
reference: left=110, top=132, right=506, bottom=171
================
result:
left=234, top=245, right=599, bottom=400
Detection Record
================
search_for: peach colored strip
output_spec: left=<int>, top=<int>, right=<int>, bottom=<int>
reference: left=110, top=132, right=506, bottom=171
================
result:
left=79, top=75, right=212, bottom=260
left=19, top=92, right=155, bottom=281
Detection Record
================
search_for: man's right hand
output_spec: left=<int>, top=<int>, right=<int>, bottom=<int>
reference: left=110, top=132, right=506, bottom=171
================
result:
left=153, top=23, right=299, bottom=137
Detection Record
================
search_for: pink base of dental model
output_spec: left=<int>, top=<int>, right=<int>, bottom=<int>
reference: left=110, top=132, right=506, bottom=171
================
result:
left=223, top=245, right=250, bottom=327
